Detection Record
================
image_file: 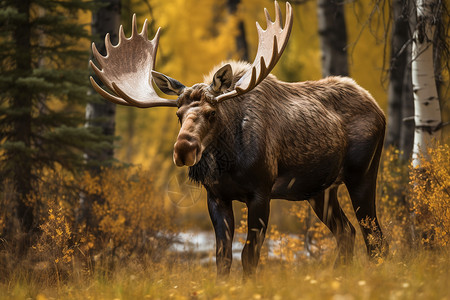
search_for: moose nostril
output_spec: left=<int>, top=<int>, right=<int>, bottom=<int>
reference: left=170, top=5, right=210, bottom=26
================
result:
left=173, top=136, right=201, bottom=166
left=173, top=151, right=185, bottom=167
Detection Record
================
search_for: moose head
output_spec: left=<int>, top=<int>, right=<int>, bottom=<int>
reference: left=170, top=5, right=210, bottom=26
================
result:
left=90, top=1, right=292, bottom=167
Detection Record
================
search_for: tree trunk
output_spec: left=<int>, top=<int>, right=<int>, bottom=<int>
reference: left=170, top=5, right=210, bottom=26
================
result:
left=386, top=0, right=411, bottom=149
left=86, top=0, right=120, bottom=165
left=80, top=0, right=121, bottom=227
left=399, top=47, right=415, bottom=160
left=11, top=0, right=34, bottom=236
left=227, top=0, right=249, bottom=61
left=411, top=0, right=442, bottom=167
left=317, top=0, right=349, bottom=77
left=385, top=0, right=415, bottom=160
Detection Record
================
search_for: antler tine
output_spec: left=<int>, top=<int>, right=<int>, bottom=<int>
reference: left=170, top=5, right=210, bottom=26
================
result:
left=153, top=27, right=161, bottom=43
left=150, top=27, right=161, bottom=62
left=274, top=0, right=283, bottom=27
left=89, top=76, right=133, bottom=106
left=91, top=42, right=105, bottom=68
left=215, top=1, right=293, bottom=102
left=141, top=18, right=149, bottom=38
left=118, top=25, right=126, bottom=44
left=264, top=7, right=273, bottom=23
left=277, top=1, right=292, bottom=54
left=104, top=33, right=113, bottom=54
left=89, top=15, right=178, bottom=108
left=89, top=59, right=116, bottom=93
left=131, top=13, right=139, bottom=38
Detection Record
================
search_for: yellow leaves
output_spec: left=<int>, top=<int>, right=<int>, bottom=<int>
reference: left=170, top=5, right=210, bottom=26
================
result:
left=410, top=142, right=450, bottom=247
left=83, top=167, right=174, bottom=254
left=153, top=0, right=235, bottom=85
left=34, top=197, right=75, bottom=267
left=36, top=294, right=48, bottom=300
left=81, top=171, right=101, bottom=195
left=269, top=224, right=305, bottom=263
left=22, top=165, right=174, bottom=281
left=237, top=203, right=332, bottom=264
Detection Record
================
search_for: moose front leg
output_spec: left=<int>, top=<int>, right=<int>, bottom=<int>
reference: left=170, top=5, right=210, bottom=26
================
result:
left=242, top=196, right=270, bottom=278
left=207, top=193, right=235, bottom=280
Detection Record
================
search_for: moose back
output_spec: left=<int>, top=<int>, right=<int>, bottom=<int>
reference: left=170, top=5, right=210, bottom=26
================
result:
left=90, top=1, right=388, bottom=279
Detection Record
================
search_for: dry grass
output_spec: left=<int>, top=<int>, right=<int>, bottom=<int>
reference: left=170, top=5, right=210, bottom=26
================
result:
left=1, top=145, right=449, bottom=299
left=1, top=250, right=450, bottom=299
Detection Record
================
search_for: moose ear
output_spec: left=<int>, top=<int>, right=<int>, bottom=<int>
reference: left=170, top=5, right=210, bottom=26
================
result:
left=151, top=71, right=185, bottom=96
left=211, top=64, right=233, bottom=93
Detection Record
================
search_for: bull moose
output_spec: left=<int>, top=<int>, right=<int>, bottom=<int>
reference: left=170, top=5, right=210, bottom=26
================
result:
left=90, top=1, right=388, bottom=279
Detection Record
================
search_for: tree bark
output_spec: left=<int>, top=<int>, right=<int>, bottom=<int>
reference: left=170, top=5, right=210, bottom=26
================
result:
left=85, top=0, right=121, bottom=165
left=399, top=47, right=415, bottom=160
left=317, top=0, right=349, bottom=77
left=411, top=0, right=442, bottom=167
left=386, top=0, right=411, bottom=149
left=11, top=0, right=34, bottom=235
left=81, top=0, right=121, bottom=227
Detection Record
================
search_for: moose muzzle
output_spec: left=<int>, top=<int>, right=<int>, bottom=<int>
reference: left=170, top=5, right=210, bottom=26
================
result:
left=173, top=133, right=202, bottom=167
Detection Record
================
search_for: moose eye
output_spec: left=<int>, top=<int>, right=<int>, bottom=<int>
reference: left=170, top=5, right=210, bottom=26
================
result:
left=207, top=110, right=216, bottom=120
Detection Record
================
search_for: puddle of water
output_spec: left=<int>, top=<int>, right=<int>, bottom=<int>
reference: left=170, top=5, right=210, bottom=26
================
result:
left=170, top=231, right=308, bottom=262
left=170, top=231, right=243, bottom=262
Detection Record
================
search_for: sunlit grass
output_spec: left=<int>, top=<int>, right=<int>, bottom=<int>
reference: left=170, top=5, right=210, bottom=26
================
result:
left=1, top=145, right=449, bottom=299
left=1, top=249, right=450, bottom=299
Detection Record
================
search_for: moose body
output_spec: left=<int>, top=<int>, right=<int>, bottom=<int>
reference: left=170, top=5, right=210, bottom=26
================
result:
left=90, top=1, right=387, bottom=279
left=183, top=63, right=386, bottom=277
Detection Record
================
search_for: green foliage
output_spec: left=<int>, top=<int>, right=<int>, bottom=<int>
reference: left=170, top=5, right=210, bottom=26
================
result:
left=0, top=0, right=113, bottom=235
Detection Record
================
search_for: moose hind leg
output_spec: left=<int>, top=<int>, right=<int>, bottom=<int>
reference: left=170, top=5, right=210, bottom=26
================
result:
left=345, top=140, right=388, bottom=259
left=308, top=186, right=356, bottom=266
left=242, top=195, right=270, bottom=278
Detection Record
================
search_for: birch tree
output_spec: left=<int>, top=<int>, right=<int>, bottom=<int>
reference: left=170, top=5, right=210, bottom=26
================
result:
left=411, top=0, right=442, bottom=167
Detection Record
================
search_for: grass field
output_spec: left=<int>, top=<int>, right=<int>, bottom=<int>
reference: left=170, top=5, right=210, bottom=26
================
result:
left=2, top=247, right=450, bottom=300
left=1, top=146, right=449, bottom=300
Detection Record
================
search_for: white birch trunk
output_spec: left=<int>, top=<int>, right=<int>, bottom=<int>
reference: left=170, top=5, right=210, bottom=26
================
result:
left=411, top=0, right=442, bottom=167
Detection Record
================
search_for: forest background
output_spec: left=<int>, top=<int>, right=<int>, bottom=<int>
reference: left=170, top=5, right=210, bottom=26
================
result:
left=0, top=0, right=449, bottom=299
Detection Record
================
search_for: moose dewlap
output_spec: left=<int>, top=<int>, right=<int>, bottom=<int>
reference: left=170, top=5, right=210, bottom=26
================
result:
left=90, top=1, right=388, bottom=279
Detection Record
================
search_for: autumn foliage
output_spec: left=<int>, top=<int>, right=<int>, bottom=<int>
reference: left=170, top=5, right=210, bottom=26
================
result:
left=0, top=0, right=449, bottom=298
left=410, top=143, right=450, bottom=247
left=0, top=167, right=175, bottom=281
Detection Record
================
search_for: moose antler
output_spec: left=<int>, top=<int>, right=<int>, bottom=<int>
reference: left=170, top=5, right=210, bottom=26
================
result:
left=215, top=1, right=293, bottom=102
left=89, top=14, right=177, bottom=108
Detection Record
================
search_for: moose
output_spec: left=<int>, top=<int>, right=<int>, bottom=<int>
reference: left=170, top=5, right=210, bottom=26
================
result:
left=90, top=1, right=388, bottom=279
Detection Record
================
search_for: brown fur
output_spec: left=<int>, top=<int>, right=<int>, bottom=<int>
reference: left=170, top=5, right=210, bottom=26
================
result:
left=172, top=61, right=387, bottom=278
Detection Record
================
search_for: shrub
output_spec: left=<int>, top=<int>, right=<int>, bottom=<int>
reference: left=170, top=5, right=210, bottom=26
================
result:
left=410, top=143, right=450, bottom=247
left=0, top=166, right=176, bottom=282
